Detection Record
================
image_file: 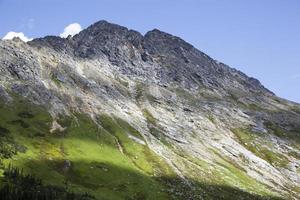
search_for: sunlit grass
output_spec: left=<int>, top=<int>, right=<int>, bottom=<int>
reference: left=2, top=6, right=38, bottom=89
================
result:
left=232, top=128, right=290, bottom=168
left=0, top=95, right=286, bottom=199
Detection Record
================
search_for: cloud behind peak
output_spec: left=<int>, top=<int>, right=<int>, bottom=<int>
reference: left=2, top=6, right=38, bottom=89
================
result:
left=2, top=32, right=33, bottom=42
left=60, top=23, right=82, bottom=38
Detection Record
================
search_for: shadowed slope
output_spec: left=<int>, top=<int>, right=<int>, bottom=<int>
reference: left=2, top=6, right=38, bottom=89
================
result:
left=0, top=96, right=285, bottom=200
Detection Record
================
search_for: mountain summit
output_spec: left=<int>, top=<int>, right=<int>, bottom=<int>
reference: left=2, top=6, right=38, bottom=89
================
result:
left=30, top=20, right=273, bottom=97
left=0, top=20, right=299, bottom=200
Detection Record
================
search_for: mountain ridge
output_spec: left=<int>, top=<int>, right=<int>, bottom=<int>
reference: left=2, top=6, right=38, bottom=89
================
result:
left=28, top=20, right=274, bottom=97
left=0, top=20, right=299, bottom=199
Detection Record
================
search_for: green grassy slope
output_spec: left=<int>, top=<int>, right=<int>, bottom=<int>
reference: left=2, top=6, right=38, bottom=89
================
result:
left=0, top=96, right=286, bottom=200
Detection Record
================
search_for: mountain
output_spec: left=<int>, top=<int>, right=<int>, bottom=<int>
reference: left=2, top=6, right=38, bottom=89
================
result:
left=0, top=20, right=299, bottom=200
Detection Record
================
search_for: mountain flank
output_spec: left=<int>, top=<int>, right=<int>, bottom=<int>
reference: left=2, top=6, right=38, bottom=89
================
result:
left=0, top=20, right=299, bottom=200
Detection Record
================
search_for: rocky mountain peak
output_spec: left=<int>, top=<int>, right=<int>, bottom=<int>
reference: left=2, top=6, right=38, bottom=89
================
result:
left=27, top=20, right=273, bottom=97
left=144, top=28, right=194, bottom=52
left=83, top=20, right=129, bottom=34
left=71, top=20, right=143, bottom=60
left=0, top=20, right=300, bottom=200
left=29, top=36, right=71, bottom=52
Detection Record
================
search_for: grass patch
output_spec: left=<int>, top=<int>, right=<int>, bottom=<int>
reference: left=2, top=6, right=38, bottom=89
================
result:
left=248, top=103, right=261, bottom=110
left=142, top=109, right=156, bottom=125
left=264, top=121, right=300, bottom=145
left=0, top=94, right=288, bottom=200
left=0, top=95, right=173, bottom=199
left=115, top=76, right=129, bottom=88
left=207, top=114, right=216, bottom=124
left=98, top=114, right=173, bottom=177
left=142, top=109, right=171, bottom=147
left=115, top=117, right=144, bottom=141
left=291, top=106, right=300, bottom=115
left=264, top=122, right=287, bottom=138
left=174, top=88, right=201, bottom=106
left=135, top=82, right=144, bottom=103
left=51, top=73, right=62, bottom=87
left=236, top=101, right=267, bottom=112
left=232, top=128, right=290, bottom=168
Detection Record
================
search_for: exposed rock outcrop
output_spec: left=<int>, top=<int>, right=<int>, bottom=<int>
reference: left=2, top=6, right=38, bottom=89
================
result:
left=0, top=20, right=299, bottom=199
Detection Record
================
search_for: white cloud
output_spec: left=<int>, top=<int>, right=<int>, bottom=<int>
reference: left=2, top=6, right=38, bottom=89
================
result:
left=60, top=23, right=82, bottom=38
left=2, top=31, right=33, bottom=42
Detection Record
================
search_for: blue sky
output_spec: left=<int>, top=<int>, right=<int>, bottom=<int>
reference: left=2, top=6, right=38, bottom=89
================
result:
left=1, top=0, right=299, bottom=103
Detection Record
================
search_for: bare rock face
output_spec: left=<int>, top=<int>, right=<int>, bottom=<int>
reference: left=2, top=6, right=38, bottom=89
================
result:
left=29, top=20, right=272, bottom=96
left=1, top=20, right=300, bottom=199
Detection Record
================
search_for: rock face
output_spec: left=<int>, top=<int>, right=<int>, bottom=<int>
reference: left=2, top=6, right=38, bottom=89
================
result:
left=0, top=20, right=300, bottom=199
left=29, top=20, right=272, bottom=96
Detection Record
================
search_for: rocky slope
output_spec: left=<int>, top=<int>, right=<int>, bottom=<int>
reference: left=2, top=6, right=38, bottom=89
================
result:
left=0, top=20, right=299, bottom=200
